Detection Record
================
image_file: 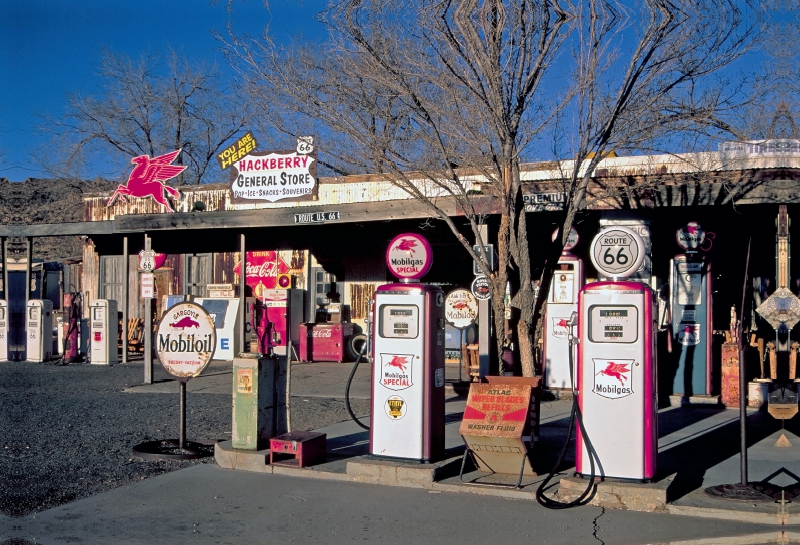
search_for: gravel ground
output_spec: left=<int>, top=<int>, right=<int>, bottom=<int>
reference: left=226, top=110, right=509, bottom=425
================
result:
left=0, top=360, right=370, bottom=518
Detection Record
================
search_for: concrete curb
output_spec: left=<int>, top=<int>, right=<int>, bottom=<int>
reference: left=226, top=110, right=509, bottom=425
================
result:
left=557, top=475, right=670, bottom=513
left=214, top=441, right=793, bottom=524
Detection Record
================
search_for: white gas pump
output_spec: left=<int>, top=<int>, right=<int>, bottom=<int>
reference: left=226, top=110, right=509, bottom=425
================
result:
left=0, top=300, right=7, bottom=361
left=26, top=299, right=54, bottom=362
left=576, top=226, right=657, bottom=481
left=89, top=299, right=118, bottom=365
left=370, top=233, right=445, bottom=462
left=543, top=228, right=584, bottom=390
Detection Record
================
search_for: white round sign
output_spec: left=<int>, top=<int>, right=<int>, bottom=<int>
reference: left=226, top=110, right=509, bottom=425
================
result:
left=444, top=289, right=479, bottom=328
left=156, top=302, right=216, bottom=379
left=471, top=276, right=492, bottom=301
left=590, top=226, right=646, bottom=279
left=552, top=227, right=579, bottom=252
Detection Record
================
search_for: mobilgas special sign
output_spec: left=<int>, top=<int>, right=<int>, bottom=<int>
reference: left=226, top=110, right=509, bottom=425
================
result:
left=156, top=302, right=216, bottom=379
left=229, top=137, right=318, bottom=204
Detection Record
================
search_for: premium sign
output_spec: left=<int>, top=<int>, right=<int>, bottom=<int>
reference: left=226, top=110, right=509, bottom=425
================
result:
left=523, top=192, right=566, bottom=212
left=217, top=131, right=258, bottom=170
left=156, top=302, right=216, bottom=379
left=385, top=233, right=433, bottom=280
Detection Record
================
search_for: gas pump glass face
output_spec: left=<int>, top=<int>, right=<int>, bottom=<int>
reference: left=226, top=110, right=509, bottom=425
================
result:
left=379, top=305, right=419, bottom=339
left=588, top=305, right=638, bottom=343
left=93, top=307, right=104, bottom=320
left=29, top=307, right=38, bottom=320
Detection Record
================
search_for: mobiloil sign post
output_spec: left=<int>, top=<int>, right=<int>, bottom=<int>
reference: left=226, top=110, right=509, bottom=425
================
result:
left=133, top=302, right=216, bottom=458
left=543, top=227, right=584, bottom=390
left=669, top=222, right=714, bottom=401
left=370, top=233, right=445, bottom=462
left=577, top=226, right=657, bottom=481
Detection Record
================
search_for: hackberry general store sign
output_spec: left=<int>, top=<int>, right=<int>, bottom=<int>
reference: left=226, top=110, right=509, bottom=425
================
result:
left=229, top=137, right=317, bottom=203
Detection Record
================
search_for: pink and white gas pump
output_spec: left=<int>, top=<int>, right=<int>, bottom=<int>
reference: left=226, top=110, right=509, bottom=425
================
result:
left=370, top=233, right=445, bottom=462
left=543, top=227, right=584, bottom=390
left=576, top=226, right=657, bottom=481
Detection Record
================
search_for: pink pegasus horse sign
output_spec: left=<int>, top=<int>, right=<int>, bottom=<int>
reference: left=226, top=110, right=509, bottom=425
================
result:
left=107, top=149, right=187, bottom=212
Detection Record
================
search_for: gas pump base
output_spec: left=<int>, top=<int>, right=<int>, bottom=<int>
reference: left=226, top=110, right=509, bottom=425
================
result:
left=558, top=475, right=671, bottom=512
left=668, top=394, right=721, bottom=407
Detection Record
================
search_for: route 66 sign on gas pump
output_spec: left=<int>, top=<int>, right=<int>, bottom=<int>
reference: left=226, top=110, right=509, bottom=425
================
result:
left=577, top=225, right=657, bottom=481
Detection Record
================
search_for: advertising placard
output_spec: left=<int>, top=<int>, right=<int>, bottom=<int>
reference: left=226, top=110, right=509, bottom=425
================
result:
left=156, top=302, right=216, bottom=379
left=233, top=251, right=292, bottom=299
left=444, top=289, right=478, bottom=328
left=385, top=233, right=433, bottom=280
left=229, top=137, right=317, bottom=203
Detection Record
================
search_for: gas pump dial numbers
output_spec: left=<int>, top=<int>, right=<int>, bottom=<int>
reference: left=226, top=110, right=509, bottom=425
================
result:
left=588, top=305, right=638, bottom=343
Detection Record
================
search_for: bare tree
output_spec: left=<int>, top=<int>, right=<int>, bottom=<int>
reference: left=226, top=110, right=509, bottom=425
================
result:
left=226, top=0, right=758, bottom=376
left=39, top=50, right=253, bottom=185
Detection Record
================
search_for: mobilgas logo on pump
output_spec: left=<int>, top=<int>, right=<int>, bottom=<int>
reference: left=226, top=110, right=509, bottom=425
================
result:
left=156, top=302, right=217, bottom=379
left=380, top=353, right=413, bottom=390
left=593, top=359, right=634, bottom=399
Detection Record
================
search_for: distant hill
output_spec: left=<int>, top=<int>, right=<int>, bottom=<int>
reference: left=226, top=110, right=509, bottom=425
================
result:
left=0, top=178, right=117, bottom=261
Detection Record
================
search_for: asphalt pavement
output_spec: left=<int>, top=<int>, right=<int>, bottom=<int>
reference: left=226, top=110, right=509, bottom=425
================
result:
left=4, top=359, right=800, bottom=544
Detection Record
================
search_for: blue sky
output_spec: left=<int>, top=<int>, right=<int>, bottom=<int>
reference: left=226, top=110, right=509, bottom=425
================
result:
left=0, top=0, right=328, bottom=182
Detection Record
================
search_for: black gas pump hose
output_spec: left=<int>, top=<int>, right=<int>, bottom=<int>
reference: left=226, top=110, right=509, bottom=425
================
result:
left=536, top=325, right=598, bottom=509
left=345, top=340, right=370, bottom=430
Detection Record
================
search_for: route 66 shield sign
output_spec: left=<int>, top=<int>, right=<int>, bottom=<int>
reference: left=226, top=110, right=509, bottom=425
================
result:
left=139, top=250, right=156, bottom=272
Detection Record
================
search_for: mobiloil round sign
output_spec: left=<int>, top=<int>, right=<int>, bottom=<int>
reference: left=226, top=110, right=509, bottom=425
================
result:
left=157, top=302, right=216, bottom=379
left=445, top=288, right=478, bottom=329
left=675, top=222, right=705, bottom=251
left=590, top=226, right=646, bottom=279
left=386, top=233, right=433, bottom=280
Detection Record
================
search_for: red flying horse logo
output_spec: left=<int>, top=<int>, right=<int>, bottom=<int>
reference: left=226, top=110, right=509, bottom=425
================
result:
left=596, top=362, right=630, bottom=386
left=386, top=356, right=409, bottom=372
left=393, top=239, right=418, bottom=254
left=452, top=301, right=470, bottom=310
left=107, top=150, right=187, bottom=212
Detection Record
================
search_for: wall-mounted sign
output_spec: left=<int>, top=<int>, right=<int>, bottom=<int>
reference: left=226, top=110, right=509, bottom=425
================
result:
left=385, top=233, right=433, bottom=280
left=233, top=251, right=291, bottom=298
left=107, top=149, right=187, bottom=212
left=523, top=192, right=566, bottom=212
left=217, top=131, right=258, bottom=170
left=294, top=211, right=340, bottom=224
left=471, top=276, right=491, bottom=301
left=138, top=250, right=167, bottom=272
left=230, top=137, right=317, bottom=203
left=445, top=289, right=478, bottom=328
left=156, top=302, right=216, bottom=378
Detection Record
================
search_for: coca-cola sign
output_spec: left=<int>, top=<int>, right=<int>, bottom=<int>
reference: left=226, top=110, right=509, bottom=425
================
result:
left=234, top=251, right=290, bottom=298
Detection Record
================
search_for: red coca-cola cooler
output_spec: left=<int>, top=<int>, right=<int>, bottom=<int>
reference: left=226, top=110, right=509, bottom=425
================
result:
left=299, top=323, right=355, bottom=362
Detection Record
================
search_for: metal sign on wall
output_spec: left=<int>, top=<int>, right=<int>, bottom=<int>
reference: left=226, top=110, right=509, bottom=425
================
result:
left=229, top=136, right=318, bottom=204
